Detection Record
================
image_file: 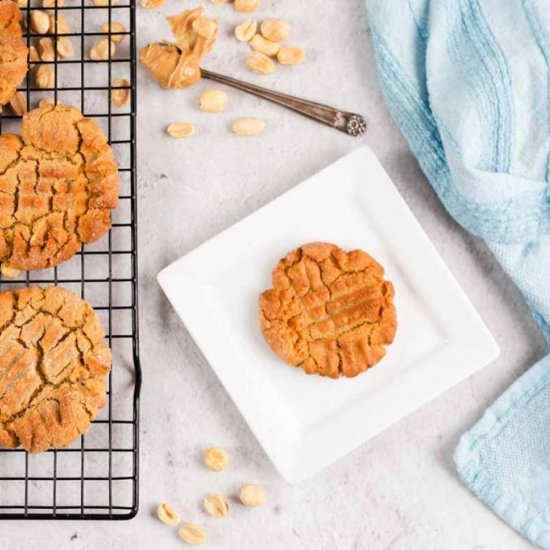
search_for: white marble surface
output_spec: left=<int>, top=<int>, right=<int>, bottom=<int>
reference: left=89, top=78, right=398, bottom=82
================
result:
left=3, top=1, right=547, bottom=548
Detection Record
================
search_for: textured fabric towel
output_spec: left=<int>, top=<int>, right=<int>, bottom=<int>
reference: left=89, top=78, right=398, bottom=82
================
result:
left=365, top=1, right=550, bottom=547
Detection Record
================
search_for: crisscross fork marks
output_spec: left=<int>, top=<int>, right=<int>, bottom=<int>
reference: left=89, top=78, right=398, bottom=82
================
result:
left=259, top=242, right=397, bottom=378
left=0, top=286, right=111, bottom=453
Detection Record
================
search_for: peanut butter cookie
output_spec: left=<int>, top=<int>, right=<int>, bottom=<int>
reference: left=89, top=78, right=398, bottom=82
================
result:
left=0, top=286, right=111, bottom=453
left=0, top=0, right=27, bottom=106
left=0, top=104, right=119, bottom=272
left=259, top=242, right=397, bottom=378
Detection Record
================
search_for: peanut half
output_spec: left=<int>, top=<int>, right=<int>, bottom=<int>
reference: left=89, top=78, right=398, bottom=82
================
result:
left=166, top=122, right=195, bottom=138
left=260, top=19, right=290, bottom=42
left=30, top=10, right=50, bottom=35
left=203, top=447, right=229, bottom=471
left=235, top=19, right=257, bottom=42
left=49, top=14, right=70, bottom=34
left=140, top=0, right=166, bottom=7
left=246, top=51, right=275, bottom=75
left=198, top=89, right=228, bottom=113
left=35, top=64, right=54, bottom=89
left=203, top=493, right=229, bottom=518
left=232, top=117, right=265, bottom=136
left=42, top=0, right=63, bottom=6
left=100, top=21, right=127, bottom=44
left=9, top=92, right=27, bottom=116
left=56, top=37, right=74, bottom=59
left=239, top=484, right=267, bottom=507
left=178, top=523, right=207, bottom=546
left=277, top=46, right=305, bottom=65
left=38, top=37, right=55, bottom=61
left=157, top=503, right=180, bottom=526
left=90, top=38, right=116, bottom=61
left=249, top=34, right=280, bottom=57
left=234, top=0, right=259, bottom=13
left=111, top=79, right=130, bottom=107
left=93, top=0, right=118, bottom=5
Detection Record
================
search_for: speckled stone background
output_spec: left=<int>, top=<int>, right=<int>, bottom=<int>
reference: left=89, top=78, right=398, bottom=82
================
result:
left=3, top=1, right=546, bottom=548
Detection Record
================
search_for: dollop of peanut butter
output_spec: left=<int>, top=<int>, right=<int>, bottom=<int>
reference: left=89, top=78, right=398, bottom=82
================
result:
left=139, top=7, right=218, bottom=89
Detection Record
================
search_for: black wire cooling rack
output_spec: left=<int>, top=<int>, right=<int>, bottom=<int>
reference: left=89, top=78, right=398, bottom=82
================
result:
left=0, top=0, right=140, bottom=520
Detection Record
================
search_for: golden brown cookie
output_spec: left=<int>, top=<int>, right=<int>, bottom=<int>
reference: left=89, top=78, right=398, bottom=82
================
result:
left=0, top=0, right=28, bottom=106
left=259, top=242, right=397, bottom=379
left=0, top=104, right=120, bottom=272
left=0, top=286, right=111, bottom=453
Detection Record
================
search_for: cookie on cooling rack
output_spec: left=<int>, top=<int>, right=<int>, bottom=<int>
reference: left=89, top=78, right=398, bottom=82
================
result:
left=0, top=286, right=111, bottom=453
left=0, top=0, right=28, bottom=106
left=0, top=103, right=120, bottom=272
left=259, top=242, right=397, bottom=379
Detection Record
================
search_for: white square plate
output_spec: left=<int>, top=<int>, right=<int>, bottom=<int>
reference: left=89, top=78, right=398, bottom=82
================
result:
left=158, top=147, right=499, bottom=483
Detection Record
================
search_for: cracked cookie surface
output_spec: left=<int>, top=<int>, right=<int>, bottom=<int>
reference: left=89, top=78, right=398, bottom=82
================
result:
left=259, top=242, right=397, bottom=379
left=0, top=286, right=111, bottom=453
left=0, top=0, right=27, bottom=106
left=0, top=104, right=120, bottom=272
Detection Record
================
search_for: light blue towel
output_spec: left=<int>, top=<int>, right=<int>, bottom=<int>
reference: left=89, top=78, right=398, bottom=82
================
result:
left=365, top=0, right=550, bottom=547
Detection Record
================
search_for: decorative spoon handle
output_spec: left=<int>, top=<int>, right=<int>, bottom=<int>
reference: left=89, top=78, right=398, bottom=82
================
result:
left=200, top=68, right=366, bottom=137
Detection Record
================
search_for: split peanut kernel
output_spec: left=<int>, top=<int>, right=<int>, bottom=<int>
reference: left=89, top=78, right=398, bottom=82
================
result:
left=260, top=19, right=290, bottom=42
left=56, top=37, right=74, bottom=59
left=246, top=51, right=275, bottom=75
left=239, top=484, right=267, bottom=507
left=17, top=0, right=27, bottom=7
left=42, top=0, right=63, bottom=7
left=277, top=46, right=305, bottom=65
left=93, top=0, right=118, bottom=5
left=198, top=89, right=228, bottom=113
left=157, top=503, right=180, bottom=526
left=203, top=493, right=229, bottom=518
left=90, top=38, right=116, bottom=61
left=178, top=523, right=207, bottom=546
left=1, top=265, right=20, bottom=279
left=112, top=79, right=130, bottom=107
left=210, top=0, right=228, bottom=3
left=35, top=64, right=54, bottom=89
left=203, top=447, right=229, bottom=471
left=234, top=0, right=259, bottom=13
left=28, top=45, right=39, bottom=67
left=166, top=122, right=195, bottom=138
left=30, top=10, right=50, bottom=34
left=9, top=92, right=27, bottom=116
left=232, top=117, right=265, bottom=136
left=249, top=34, right=280, bottom=57
left=235, top=19, right=257, bottom=42
left=38, top=37, right=55, bottom=61
left=100, top=21, right=127, bottom=44
left=49, top=14, right=70, bottom=34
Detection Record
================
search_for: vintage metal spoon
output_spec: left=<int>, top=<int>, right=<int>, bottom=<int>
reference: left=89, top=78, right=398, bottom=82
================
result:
left=201, top=68, right=366, bottom=137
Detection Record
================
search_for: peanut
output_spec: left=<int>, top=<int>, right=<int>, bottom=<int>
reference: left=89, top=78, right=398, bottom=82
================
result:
left=56, top=36, right=74, bottom=58
left=42, top=0, right=63, bottom=7
left=178, top=523, right=207, bottom=546
left=35, top=64, right=54, bottom=89
left=203, top=447, right=229, bottom=471
left=30, top=10, right=50, bottom=34
left=157, top=503, right=180, bottom=526
left=260, top=19, right=290, bottom=42
left=100, top=21, right=127, bottom=44
left=49, top=14, right=70, bottom=34
left=198, top=89, right=228, bottom=113
left=111, top=79, right=130, bottom=107
left=38, top=37, right=55, bottom=61
left=38, top=97, right=55, bottom=108
left=17, top=0, right=27, bottom=7
left=234, top=0, right=259, bottom=13
left=90, top=38, right=116, bottom=61
left=239, top=484, right=267, bottom=507
left=232, top=117, right=265, bottom=136
left=9, top=92, right=27, bottom=116
left=235, top=19, right=257, bottom=42
left=28, top=45, right=39, bottom=67
left=166, top=122, right=195, bottom=138
left=246, top=51, right=275, bottom=75
left=93, top=0, right=118, bottom=5
left=203, top=494, right=229, bottom=518
left=277, top=46, right=305, bottom=65
left=1, top=265, right=20, bottom=278
left=249, top=34, right=280, bottom=57
left=210, top=0, right=228, bottom=3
